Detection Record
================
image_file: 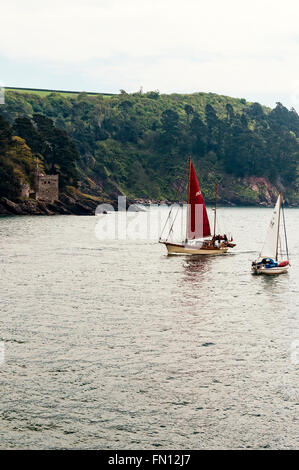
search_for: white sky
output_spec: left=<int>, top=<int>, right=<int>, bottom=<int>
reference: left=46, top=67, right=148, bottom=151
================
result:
left=1, top=0, right=299, bottom=108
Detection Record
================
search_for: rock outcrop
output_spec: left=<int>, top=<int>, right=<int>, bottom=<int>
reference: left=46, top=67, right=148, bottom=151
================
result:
left=0, top=192, right=103, bottom=216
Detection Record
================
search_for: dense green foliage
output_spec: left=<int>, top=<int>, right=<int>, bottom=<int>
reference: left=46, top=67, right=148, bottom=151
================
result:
left=0, top=112, right=79, bottom=198
left=0, top=114, right=34, bottom=199
left=1, top=89, right=298, bottom=203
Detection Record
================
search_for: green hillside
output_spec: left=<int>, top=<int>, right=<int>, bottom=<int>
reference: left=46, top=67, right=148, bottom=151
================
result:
left=5, top=86, right=114, bottom=98
left=0, top=89, right=298, bottom=209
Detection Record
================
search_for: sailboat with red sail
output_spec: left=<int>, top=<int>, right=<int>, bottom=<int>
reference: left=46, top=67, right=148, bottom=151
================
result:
left=159, top=157, right=236, bottom=255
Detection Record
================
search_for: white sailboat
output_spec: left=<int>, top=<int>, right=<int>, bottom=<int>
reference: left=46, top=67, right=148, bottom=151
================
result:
left=159, top=158, right=236, bottom=255
left=251, top=193, right=290, bottom=275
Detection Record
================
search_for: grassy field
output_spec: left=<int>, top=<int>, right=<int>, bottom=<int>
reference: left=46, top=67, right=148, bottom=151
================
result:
left=5, top=87, right=115, bottom=98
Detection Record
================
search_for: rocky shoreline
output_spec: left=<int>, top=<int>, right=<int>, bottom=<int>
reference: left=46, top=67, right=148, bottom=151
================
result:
left=132, top=197, right=298, bottom=208
left=0, top=193, right=101, bottom=216
left=1, top=195, right=298, bottom=216
left=1, top=179, right=298, bottom=216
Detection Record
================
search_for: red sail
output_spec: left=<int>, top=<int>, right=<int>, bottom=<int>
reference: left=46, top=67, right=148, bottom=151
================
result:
left=186, top=160, right=211, bottom=239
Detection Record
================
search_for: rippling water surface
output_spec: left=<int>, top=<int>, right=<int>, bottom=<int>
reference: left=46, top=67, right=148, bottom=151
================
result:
left=0, top=207, right=298, bottom=449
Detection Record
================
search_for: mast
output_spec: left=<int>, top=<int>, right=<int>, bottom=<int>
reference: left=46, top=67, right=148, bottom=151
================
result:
left=281, top=197, right=289, bottom=261
left=186, top=156, right=192, bottom=241
left=187, top=156, right=191, bottom=205
left=275, top=193, right=282, bottom=261
left=213, top=183, right=218, bottom=239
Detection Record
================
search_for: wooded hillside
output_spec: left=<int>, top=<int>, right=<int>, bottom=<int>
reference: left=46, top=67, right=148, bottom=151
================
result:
left=1, top=89, right=298, bottom=207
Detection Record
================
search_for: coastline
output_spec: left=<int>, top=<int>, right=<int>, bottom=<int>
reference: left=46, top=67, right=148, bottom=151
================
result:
left=1, top=195, right=298, bottom=216
left=0, top=193, right=101, bottom=216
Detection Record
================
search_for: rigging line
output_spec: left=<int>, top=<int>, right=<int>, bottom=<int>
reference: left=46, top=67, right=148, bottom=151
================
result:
left=281, top=199, right=289, bottom=260
left=214, top=206, right=226, bottom=235
left=159, top=204, right=175, bottom=241
left=215, top=212, right=223, bottom=235
left=159, top=157, right=189, bottom=241
left=213, top=183, right=218, bottom=238
left=166, top=204, right=182, bottom=242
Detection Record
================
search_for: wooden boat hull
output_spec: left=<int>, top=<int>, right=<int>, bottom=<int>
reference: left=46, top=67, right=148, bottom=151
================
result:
left=251, top=265, right=289, bottom=275
left=162, top=242, right=229, bottom=255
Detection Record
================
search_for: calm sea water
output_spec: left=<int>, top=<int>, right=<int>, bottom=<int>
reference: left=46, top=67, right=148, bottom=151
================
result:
left=0, top=207, right=298, bottom=449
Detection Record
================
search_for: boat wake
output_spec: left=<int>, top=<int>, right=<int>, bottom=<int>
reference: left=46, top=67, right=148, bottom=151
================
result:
left=229, top=250, right=257, bottom=255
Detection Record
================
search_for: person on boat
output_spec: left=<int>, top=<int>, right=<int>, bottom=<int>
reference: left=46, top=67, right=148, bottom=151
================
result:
left=263, top=258, right=276, bottom=265
left=212, top=234, right=221, bottom=246
left=252, top=258, right=278, bottom=268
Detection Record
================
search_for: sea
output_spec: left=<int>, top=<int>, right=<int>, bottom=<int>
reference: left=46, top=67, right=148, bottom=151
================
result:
left=0, top=206, right=298, bottom=449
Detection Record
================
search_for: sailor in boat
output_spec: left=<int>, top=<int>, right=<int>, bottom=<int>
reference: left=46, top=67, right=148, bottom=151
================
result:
left=212, top=233, right=230, bottom=248
left=252, top=258, right=278, bottom=269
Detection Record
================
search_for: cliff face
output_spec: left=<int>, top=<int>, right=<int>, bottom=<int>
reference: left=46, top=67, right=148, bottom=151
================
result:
left=246, top=177, right=280, bottom=205
left=245, top=177, right=298, bottom=206
left=215, top=176, right=285, bottom=206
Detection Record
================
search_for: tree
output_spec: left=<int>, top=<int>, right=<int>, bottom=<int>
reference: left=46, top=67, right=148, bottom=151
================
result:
left=225, top=103, right=234, bottom=121
left=13, top=116, right=44, bottom=154
left=32, top=114, right=79, bottom=187
left=161, top=109, right=179, bottom=135
left=184, top=104, right=194, bottom=122
left=247, top=102, right=265, bottom=119
left=0, top=114, right=12, bottom=153
left=159, top=109, right=180, bottom=149
left=190, top=114, right=207, bottom=156
left=205, top=104, right=218, bottom=151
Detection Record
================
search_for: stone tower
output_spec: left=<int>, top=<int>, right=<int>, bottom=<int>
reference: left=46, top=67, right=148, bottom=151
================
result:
left=34, top=162, right=59, bottom=202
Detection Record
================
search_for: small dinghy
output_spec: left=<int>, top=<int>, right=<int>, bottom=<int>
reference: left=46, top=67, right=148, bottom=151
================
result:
left=251, top=193, right=290, bottom=275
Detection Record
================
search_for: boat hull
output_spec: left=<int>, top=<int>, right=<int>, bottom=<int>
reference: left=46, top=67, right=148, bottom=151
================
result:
left=251, top=265, right=289, bottom=275
left=162, top=242, right=229, bottom=255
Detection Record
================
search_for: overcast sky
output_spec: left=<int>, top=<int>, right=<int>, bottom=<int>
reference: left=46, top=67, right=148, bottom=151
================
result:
left=1, top=0, right=299, bottom=109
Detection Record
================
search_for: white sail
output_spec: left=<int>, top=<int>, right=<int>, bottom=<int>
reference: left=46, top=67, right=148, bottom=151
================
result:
left=259, top=194, right=281, bottom=259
